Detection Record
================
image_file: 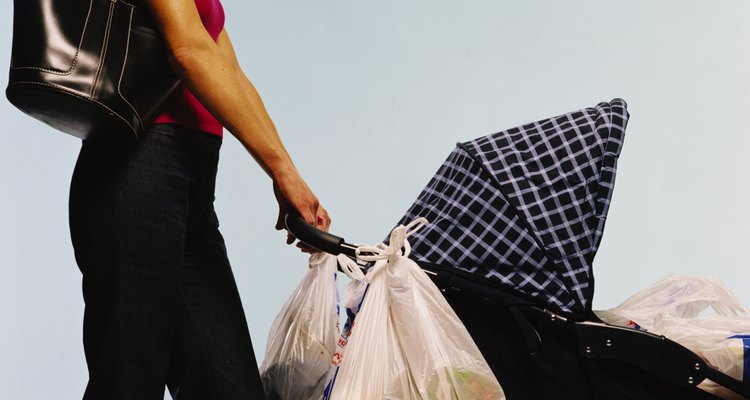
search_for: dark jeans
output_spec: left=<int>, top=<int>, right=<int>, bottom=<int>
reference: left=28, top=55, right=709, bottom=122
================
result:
left=69, top=124, right=266, bottom=400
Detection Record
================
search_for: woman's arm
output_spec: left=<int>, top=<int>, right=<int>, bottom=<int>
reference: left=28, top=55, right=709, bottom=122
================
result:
left=143, top=0, right=330, bottom=235
left=213, top=29, right=330, bottom=237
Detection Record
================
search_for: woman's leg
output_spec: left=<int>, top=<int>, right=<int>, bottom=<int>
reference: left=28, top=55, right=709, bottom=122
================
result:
left=166, top=205, right=265, bottom=400
left=69, top=125, right=264, bottom=399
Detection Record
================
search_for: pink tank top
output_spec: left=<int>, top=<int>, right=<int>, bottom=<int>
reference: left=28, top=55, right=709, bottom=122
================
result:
left=153, top=0, right=226, bottom=137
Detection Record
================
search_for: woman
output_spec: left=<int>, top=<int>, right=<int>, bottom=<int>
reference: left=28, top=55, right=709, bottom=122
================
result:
left=68, top=0, right=328, bottom=398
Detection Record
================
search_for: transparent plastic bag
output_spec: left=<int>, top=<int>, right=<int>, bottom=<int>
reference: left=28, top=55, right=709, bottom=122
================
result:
left=321, top=262, right=367, bottom=397
left=259, top=252, right=340, bottom=400
left=595, top=275, right=750, bottom=394
left=324, top=222, right=505, bottom=400
left=595, top=275, right=748, bottom=329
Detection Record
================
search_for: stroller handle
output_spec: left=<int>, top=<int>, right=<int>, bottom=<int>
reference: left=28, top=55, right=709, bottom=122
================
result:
left=285, top=211, right=358, bottom=258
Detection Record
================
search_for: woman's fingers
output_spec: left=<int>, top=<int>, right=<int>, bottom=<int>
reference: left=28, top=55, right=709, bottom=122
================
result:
left=316, top=205, right=331, bottom=232
left=296, top=241, right=317, bottom=253
left=272, top=172, right=333, bottom=253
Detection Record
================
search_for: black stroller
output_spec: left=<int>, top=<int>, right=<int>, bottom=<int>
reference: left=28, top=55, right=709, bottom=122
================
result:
left=286, top=98, right=750, bottom=400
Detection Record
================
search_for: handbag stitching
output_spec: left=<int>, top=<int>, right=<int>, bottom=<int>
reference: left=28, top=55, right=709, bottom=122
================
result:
left=116, top=4, right=144, bottom=130
left=9, top=0, right=162, bottom=140
left=89, top=1, right=116, bottom=99
left=9, top=0, right=94, bottom=75
left=7, top=80, right=138, bottom=137
left=90, top=98, right=137, bottom=139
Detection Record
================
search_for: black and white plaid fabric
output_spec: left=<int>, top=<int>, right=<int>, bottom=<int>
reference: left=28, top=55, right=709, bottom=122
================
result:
left=397, top=99, right=629, bottom=316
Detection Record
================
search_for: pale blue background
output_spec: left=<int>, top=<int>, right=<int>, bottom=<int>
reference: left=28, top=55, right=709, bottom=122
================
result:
left=1, top=1, right=749, bottom=398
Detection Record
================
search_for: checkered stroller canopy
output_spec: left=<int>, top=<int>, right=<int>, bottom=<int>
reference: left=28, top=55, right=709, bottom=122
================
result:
left=397, top=99, right=629, bottom=317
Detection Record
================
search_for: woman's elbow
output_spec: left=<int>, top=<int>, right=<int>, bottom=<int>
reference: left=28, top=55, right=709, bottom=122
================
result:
left=166, top=39, right=216, bottom=77
left=167, top=44, right=199, bottom=75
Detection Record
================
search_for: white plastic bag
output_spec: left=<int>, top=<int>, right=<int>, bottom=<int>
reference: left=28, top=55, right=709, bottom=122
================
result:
left=595, top=275, right=750, bottom=395
left=324, top=220, right=505, bottom=400
left=259, top=252, right=340, bottom=400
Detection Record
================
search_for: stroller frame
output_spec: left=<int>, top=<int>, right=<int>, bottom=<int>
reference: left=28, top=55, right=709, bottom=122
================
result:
left=286, top=211, right=750, bottom=399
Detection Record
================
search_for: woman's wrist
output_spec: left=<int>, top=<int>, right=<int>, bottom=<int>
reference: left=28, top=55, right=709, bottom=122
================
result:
left=239, top=139, right=291, bottom=180
left=269, top=159, right=299, bottom=184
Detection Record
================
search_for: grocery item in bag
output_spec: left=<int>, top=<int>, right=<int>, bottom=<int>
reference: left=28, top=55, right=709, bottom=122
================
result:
left=324, top=220, right=505, bottom=400
left=260, top=253, right=340, bottom=400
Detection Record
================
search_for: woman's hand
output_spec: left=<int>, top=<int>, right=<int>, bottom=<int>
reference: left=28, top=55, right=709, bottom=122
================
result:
left=272, top=167, right=331, bottom=252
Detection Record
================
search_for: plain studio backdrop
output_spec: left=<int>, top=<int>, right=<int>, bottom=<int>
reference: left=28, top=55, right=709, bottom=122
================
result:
left=1, top=1, right=748, bottom=398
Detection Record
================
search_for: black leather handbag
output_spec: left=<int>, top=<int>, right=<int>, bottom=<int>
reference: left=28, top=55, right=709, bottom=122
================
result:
left=6, top=0, right=180, bottom=141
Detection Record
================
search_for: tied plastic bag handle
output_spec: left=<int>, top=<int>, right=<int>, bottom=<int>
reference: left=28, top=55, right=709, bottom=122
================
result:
left=287, top=210, right=428, bottom=283
left=353, top=218, right=428, bottom=281
left=355, top=218, right=428, bottom=263
left=336, top=254, right=366, bottom=281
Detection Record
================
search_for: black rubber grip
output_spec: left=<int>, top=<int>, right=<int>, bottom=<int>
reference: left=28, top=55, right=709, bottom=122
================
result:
left=284, top=211, right=356, bottom=257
